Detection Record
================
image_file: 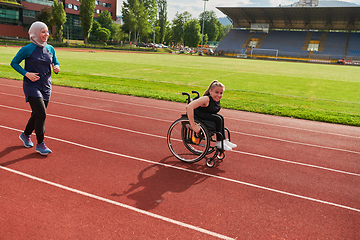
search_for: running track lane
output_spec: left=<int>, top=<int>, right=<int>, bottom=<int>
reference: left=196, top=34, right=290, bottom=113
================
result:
left=0, top=78, right=359, bottom=239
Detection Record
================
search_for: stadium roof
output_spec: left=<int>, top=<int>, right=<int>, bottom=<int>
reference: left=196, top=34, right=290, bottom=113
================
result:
left=217, top=6, right=360, bottom=30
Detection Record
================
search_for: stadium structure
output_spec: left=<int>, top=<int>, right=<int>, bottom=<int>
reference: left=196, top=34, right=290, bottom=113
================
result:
left=216, top=0, right=360, bottom=64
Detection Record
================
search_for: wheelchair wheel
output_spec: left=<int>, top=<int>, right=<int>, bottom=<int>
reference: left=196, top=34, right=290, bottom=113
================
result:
left=167, top=117, right=210, bottom=163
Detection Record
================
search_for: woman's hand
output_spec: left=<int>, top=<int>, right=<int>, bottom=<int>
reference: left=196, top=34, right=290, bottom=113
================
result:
left=52, top=64, right=60, bottom=74
left=191, top=124, right=201, bottom=134
left=25, top=72, right=40, bottom=82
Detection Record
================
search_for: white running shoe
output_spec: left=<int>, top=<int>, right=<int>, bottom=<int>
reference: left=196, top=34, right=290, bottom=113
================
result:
left=216, top=141, right=232, bottom=151
left=224, top=139, right=237, bottom=148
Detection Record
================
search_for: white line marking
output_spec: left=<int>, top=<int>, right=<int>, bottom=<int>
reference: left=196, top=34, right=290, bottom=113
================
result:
left=0, top=165, right=234, bottom=240
left=1, top=85, right=358, bottom=139
left=0, top=104, right=358, bottom=176
left=1, top=125, right=360, bottom=214
left=232, top=131, right=360, bottom=155
left=1, top=91, right=359, bottom=155
left=232, top=149, right=360, bottom=177
left=226, top=116, right=360, bottom=139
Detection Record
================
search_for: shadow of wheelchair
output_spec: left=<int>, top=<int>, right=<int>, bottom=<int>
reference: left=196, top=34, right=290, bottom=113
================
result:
left=110, top=155, right=225, bottom=211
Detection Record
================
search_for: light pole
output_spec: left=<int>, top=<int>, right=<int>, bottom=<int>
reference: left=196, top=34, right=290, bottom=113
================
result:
left=200, top=0, right=209, bottom=55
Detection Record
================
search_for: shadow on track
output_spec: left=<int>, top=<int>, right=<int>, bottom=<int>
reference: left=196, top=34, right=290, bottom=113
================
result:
left=0, top=146, right=47, bottom=167
left=111, top=156, right=225, bottom=211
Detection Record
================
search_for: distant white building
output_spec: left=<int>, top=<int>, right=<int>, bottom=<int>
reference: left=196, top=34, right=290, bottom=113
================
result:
left=290, top=0, right=358, bottom=7
left=115, top=16, right=123, bottom=25
left=292, top=0, right=319, bottom=7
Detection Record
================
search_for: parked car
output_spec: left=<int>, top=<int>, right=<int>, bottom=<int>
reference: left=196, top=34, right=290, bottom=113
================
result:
left=136, top=42, right=147, bottom=47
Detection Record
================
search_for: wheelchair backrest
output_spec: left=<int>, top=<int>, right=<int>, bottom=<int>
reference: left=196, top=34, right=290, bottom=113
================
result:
left=182, top=91, right=200, bottom=104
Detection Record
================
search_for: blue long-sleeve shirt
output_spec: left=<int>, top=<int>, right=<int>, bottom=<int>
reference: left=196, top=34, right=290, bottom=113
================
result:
left=10, top=43, right=59, bottom=102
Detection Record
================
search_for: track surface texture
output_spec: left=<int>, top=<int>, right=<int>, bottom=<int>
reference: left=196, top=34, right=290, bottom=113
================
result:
left=0, top=78, right=359, bottom=240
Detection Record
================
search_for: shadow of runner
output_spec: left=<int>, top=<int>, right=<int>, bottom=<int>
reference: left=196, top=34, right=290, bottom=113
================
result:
left=111, top=156, right=225, bottom=211
left=0, top=146, right=47, bottom=167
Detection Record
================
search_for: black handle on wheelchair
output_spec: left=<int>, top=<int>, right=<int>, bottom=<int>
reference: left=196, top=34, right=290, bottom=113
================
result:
left=182, top=92, right=191, bottom=104
left=192, top=91, right=200, bottom=100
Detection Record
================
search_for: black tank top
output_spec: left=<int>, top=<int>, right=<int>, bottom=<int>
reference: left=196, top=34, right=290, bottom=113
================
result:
left=195, top=95, right=221, bottom=114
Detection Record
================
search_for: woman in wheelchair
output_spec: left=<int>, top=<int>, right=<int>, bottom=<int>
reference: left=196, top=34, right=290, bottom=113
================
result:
left=186, top=80, right=237, bottom=151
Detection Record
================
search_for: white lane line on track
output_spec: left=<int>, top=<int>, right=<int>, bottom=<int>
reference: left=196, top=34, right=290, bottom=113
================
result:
left=1, top=85, right=359, bottom=139
left=232, top=149, right=360, bottom=177
left=0, top=92, right=359, bottom=154
left=0, top=165, right=234, bottom=240
left=227, top=116, right=360, bottom=140
left=1, top=125, right=360, bottom=214
left=232, top=131, right=360, bottom=155
left=0, top=104, right=359, bottom=177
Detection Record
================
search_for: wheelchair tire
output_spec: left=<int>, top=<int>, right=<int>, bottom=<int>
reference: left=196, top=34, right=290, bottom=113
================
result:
left=167, top=116, right=210, bottom=163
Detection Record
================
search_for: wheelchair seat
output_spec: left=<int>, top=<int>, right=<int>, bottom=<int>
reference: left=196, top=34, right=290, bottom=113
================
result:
left=181, top=114, right=216, bottom=132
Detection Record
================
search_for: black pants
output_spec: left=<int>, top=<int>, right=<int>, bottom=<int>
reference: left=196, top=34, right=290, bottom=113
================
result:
left=24, top=96, right=49, bottom=144
left=194, top=111, right=225, bottom=141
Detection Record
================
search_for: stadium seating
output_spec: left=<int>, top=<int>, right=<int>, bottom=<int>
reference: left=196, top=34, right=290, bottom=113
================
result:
left=347, top=32, right=360, bottom=57
left=216, top=29, right=360, bottom=60
left=313, top=32, right=348, bottom=59
left=259, top=30, right=308, bottom=57
left=215, top=29, right=249, bottom=54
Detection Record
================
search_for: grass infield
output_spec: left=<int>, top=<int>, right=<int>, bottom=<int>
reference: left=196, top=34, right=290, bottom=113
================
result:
left=1, top=46, right=359, bottom=126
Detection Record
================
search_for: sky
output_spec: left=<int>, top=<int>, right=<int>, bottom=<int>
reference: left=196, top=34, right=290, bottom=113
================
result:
left=117, top=0, right=360, bottom=21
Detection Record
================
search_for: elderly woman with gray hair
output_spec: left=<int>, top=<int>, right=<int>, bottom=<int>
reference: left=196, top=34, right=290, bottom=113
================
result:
left=11, top=21, right=60, bottom=155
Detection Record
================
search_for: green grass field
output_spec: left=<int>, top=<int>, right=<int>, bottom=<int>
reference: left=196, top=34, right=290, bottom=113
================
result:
left=1, top=46, right=359, bottom=126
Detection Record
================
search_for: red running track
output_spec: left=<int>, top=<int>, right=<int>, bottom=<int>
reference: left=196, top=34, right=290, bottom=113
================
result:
left=0, top=78, right=359, bottom=239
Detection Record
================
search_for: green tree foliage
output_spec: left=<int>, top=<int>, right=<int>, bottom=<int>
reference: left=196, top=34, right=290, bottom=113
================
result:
left=122, top=0, right=151, bottom=42
left=51, top=0, right=66, bottom=42
left=199, top=10, right=220, bottom=42
left=171, top=11, right=192, bottom=45
left=183, top=18, right=201, bottom=47
left=157, top=0, right=167, bottom=44
left=79, top=0, right=96, bottom=43
left=35, top=6, right=52, bottom=31
left=97, top=10, right=117, bottom=39
left=96, top=28, right=111, bottom=42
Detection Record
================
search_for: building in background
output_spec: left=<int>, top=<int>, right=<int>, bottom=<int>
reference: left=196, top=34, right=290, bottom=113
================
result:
left=0, top=0, right=117, bottom=40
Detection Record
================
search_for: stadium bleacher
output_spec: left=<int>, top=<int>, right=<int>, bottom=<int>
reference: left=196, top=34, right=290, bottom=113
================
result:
left=347, top=32, right=360, bottom=57
left=313, top=32, right=348, bottom=59
left=216, top=29, right=360, bottom=60
left=215, top=29, right=249, bottom=54
left=259, top=31, right=308, bottom=57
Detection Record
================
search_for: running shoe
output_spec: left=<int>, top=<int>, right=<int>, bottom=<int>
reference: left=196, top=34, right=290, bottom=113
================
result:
left=224, top=139, right=237, bottom=148
left=19, top=132, right=33, bottom=148
left=215, top=141, right=232, bottom=151
left=35, top=142, right=52, bottom=155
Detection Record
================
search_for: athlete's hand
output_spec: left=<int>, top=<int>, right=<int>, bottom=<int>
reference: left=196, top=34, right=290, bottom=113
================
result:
left=52, top=64, right=60, bottom=74
left=25, top=72, right=40, bottom=82
left=191, top=124, right=201, bottom=134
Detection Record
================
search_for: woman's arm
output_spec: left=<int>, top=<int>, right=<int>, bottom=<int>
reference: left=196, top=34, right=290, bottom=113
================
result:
left=10, top=44, right=36, bottom=77
left=186, top=96, right=209, bottom=133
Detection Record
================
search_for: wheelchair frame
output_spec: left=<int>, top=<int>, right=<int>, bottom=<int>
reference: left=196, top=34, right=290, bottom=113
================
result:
left=167, top=91, right=231, bottom=167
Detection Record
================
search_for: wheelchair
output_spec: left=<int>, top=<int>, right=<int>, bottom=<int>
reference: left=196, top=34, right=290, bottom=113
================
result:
left=167, top=91, right=231, bottom=168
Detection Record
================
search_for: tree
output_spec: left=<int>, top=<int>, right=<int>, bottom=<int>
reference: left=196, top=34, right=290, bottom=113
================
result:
left=79, top=0, right=96, bottom=43
left=122, top=0, right=138, bottom=42
left=35, top=7, right=52, bottom=31
left=97, top=10, right=116, bottom=39
left=122, top=0, right=151, bottom=42
left=97, top=10, right=112, bottom=29
left=183, top=18, right=201, bottom=47
left=171, top=11, right=192, bottom=45
left=199, top=10, right=220, bottom=42
left=51, top=0, right=66, bottom=42
left=157, top=0, right=167, bottom=44
left=96, top=28, right=111, bottom=42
